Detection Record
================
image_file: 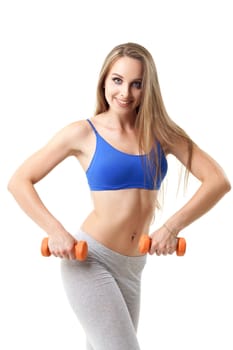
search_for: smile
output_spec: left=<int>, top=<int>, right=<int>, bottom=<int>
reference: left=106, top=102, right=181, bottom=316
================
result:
left=116, top=99, right=132, bottom=107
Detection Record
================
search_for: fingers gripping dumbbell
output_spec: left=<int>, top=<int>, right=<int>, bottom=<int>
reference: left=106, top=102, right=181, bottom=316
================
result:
left=41, top=237, right=88, bottom=261
left=139, top=234, right=186, bottom=256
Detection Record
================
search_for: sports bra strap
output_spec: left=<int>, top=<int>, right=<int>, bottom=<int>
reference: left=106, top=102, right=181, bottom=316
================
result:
left=87, top=119, right=98, bottom=135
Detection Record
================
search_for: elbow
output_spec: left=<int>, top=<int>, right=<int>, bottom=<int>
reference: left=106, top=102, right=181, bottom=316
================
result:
left=8, top=172, right=34, bottom=197
left=223, top=178, right=231, bottom=193
left=218, top=175, right=231, bottom=197
left=7, top=175, right=18, bottom=196
left=7, top=176, right=14, bottom=193
left=7, top=173, right=25, bottom=197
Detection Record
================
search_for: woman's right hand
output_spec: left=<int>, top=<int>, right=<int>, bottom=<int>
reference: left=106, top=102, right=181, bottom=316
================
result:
left=47, top=231, right=77, bottom=260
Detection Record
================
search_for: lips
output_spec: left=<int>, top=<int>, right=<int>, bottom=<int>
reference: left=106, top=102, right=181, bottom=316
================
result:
left=116, top=98, right=132, bottom=107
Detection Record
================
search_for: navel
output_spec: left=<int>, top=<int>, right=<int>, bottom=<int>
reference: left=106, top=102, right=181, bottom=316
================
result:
left=131, top=232, right=137, bottom=242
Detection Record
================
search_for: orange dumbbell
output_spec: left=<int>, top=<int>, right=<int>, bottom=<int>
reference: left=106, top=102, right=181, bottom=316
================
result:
left=139, top=234, right=186, bottom=256
left=41, top=237, right=88, bottom=261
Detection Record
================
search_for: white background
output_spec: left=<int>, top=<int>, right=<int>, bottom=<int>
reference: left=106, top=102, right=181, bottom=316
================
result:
left=1, top=0, right=232, bottom=349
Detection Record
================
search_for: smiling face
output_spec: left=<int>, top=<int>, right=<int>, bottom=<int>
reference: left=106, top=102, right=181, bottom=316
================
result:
left=104, top=56, right=143, bottom=116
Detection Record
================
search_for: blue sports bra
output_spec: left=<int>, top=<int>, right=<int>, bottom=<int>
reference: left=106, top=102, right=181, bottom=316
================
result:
left=85, top=119, right=168, bottom=191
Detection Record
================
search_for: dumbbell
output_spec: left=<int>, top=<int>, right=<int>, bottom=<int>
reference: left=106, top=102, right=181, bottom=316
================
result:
left=41, top=237, right=88, bottom=261
left=139, top=234, right=186, bottom=256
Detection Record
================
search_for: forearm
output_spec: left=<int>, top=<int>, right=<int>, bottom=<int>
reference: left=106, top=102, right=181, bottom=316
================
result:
left=165, top=177, right=231, bottom=235
left=8, top=179, right=66, bottom=237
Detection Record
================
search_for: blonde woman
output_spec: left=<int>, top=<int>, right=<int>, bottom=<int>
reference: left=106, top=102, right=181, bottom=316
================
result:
left=8, top=43, right=231, bottom=349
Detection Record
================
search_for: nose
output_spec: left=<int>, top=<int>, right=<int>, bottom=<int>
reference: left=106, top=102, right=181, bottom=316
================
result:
left=120, top=84, right=130, bottom=98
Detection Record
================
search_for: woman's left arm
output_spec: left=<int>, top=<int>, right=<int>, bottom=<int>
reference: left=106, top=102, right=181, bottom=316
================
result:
left=165, top=141, right=231, bottom=234
left=150, top=140, right=231, bottom=255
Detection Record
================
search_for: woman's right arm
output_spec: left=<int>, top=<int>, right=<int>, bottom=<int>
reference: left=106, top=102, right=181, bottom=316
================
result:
left=8, top=121, right=89, bottom=259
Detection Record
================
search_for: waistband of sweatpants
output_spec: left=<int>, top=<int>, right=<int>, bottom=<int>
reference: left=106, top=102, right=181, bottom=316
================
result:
left=74, top=229, right=147, bottom=266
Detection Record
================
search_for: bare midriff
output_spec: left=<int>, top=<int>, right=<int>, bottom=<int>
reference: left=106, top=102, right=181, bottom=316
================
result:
left=81, top=188, right=158, bottom=256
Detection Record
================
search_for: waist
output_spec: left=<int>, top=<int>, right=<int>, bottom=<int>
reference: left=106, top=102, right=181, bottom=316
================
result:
left=81, top=213, right=153, bottom=256
left=81, top=189, right=157, bottom=255
left=74, top=229, right=147, bottom=266
left=80, top=223, right=145, bottom=257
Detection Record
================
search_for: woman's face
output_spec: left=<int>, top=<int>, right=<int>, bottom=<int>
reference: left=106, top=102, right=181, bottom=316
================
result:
left=104, top=56, right=143, bottom=115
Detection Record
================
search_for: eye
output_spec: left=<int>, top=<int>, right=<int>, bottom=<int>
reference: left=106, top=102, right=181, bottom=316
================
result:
left=112, top=77, right=122, bottom=85
left=132, top=81, right=142, bottom=89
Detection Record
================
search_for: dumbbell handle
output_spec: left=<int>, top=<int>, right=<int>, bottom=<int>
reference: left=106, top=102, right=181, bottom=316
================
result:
left=139, top=234, right=186, bottom=256
left=41, top=237, right=88, bottom=261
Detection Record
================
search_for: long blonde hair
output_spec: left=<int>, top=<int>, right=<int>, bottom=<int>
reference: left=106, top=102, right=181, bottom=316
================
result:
left=94, top=42, right=193, bottom=188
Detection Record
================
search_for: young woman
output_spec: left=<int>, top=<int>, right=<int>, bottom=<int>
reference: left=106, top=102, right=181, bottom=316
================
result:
left=8, top=42, right=231, bottom=350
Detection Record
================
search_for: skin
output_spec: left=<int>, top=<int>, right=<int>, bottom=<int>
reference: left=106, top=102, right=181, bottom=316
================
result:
left=8, top=57, right=231, bottom=259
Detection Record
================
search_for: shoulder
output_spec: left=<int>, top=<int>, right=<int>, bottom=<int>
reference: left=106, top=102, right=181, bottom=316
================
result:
left=60, top=119, right=91, bottom=139
left=52, top=119, right=93, bottom=154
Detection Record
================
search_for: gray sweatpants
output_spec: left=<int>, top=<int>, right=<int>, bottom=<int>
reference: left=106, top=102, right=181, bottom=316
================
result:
left=60, top=230, right=147, bottom=350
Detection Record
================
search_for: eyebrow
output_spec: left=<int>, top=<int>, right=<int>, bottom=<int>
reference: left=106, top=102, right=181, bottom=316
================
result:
left=111, top=73, right=142, bottom=81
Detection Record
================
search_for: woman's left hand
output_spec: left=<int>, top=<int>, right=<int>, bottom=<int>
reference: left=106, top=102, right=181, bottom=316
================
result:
left=149, top=226, right=178, bottom=256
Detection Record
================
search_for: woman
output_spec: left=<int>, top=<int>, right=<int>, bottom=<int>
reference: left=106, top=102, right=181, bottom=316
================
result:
left=8, top=42, right=231, bottom=350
